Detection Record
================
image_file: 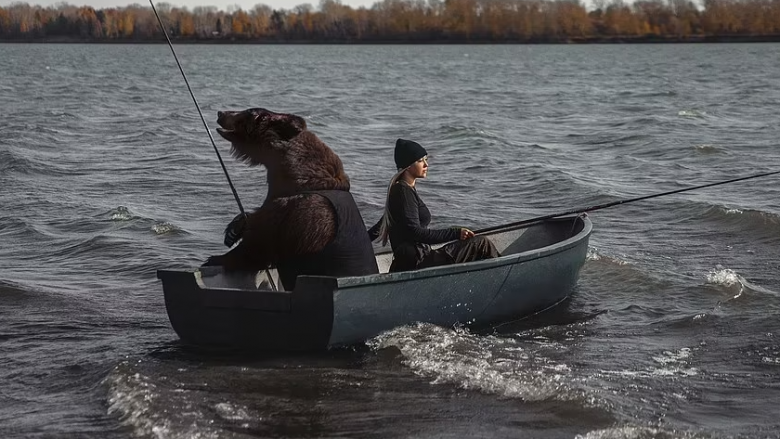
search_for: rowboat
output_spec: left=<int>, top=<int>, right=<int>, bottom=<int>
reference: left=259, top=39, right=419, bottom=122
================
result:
left=156, top=215, right=592, bottom=351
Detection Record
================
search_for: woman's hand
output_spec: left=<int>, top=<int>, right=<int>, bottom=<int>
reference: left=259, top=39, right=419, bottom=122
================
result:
left=459, top=228, right=475, bottom=240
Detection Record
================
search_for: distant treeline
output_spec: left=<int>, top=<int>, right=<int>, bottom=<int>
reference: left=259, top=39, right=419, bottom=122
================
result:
left=1, top=0, right=780, bottom=43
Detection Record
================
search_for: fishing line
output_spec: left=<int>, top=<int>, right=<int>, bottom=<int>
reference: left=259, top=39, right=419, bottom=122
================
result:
left=477, top=169, right=780, bottom=235
left=149, top=0, right=245, bottom=215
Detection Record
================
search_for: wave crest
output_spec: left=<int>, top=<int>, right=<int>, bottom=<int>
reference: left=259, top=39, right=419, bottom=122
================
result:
left=705, top=266, right=779, bottom=300
left=576, top=424, right=698, bottom=439
left=587, top=247, right=629, bottom=265
left=106, top=207, right=188, bottom=236
left=693, top=144, right=720, bottom=154
left=706, top=267, right=741, bottom=287
left=109, top=206, right=133, bottom=221
left=701, top=205, right=780, bottom=237
left=151, top=222, right=184, bottom=235
left=677, top=109, right=707, bottom=118
left=368, top=323, right=584, bottom=403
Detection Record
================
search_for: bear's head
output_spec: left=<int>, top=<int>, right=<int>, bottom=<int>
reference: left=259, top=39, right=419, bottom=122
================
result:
left=216, top=107, right=350, bottom=196
left=216, top=108, right=306, bottom=163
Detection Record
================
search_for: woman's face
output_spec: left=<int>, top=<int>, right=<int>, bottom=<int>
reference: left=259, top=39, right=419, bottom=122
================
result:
left=405, top=156, right=428, bottom=179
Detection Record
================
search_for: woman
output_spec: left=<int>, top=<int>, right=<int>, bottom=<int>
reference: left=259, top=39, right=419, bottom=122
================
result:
left=367, top=138, right=499, bottom=273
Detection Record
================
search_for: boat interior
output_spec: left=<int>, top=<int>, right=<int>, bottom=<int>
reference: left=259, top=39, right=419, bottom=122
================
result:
left=373, top=216, right=585, bottom=273
left=198, top=216, right=586, bottom=292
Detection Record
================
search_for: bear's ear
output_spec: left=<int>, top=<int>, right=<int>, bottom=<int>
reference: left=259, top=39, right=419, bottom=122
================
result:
left=269, top=114, right=306, bottom=141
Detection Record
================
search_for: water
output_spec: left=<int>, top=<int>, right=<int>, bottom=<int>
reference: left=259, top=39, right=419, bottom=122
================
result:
left=1, top=43, right=779, bottom=438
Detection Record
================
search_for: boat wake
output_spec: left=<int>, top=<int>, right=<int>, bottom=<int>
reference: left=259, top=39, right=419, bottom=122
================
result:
left=586, top=247, right=630, bottom=265
left=575, top=424, right=700, bottom=439
left=103, top=360, right=221, bottom=439
left=368, top=323, right=586, bottom=404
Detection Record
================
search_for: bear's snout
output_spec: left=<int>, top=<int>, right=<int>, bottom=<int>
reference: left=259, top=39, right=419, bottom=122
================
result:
left=216, top=110, right=245, bottom=144
left=216, top=111, right=231, bottom=129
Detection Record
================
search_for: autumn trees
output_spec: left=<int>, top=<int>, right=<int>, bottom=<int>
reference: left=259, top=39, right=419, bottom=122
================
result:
left=0, top=0, right=779, bottom=42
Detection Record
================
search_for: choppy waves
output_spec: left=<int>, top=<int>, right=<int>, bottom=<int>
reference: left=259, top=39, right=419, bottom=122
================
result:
left=0, top=147, right=86, bottom=177
left=2, top=43, right=780, bottom=439
left=701, top=205, right=780, bottom=237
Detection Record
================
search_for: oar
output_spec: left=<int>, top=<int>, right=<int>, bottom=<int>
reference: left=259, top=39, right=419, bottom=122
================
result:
left=475, top=169, right=780, bottom=235
left=149, top=0, right=277, bottom=291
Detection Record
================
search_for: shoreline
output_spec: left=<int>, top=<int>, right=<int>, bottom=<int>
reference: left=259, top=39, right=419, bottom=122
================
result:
left=2, top=35, right=780, bottom=44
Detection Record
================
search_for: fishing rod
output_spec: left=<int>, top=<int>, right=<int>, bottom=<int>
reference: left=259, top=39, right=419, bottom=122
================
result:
left=149, top=1, right=278, bottom=290
left=476, top=169, right=780, bottom=235
left=149, top=0, right=245, bottom=215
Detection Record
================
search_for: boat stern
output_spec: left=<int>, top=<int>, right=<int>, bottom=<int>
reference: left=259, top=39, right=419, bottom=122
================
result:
left=157, top=268, right=338, bottom=351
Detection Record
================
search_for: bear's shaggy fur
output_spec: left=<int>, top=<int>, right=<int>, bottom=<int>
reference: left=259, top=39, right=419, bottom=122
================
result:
left=203, top=107, right=351, bottom=275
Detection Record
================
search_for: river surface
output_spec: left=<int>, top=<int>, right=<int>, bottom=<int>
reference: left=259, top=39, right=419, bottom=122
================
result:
left=1, top=43, right=779, bottom=438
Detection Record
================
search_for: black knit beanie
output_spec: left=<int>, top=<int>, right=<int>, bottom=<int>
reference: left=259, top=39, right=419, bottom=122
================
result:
left=394, top=138, right=427, bottom=170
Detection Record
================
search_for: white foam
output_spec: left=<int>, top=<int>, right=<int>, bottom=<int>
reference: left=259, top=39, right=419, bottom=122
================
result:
left=213, top=402, right=257, bottom=422
left=652, top=348, right=699, bottom=377
left=678, top=109, right=705, bottom=117
left=650, top=367, right=699, bottom=377
left=104, top=366, right=173, bottom=439
left=111, top=206, right=133, bottom=221
left=652, top=348, right=691, bottom=365
left=368, top=323, right=581, bottom=403
left=576, top=425, right=696, bottom=439
left=587, top=247, right=628, bottom=265
left=586, top=247, right=601, bottom=261
left=103, top=362, right=221, bottom=439
left=152, top=222, right=178, bottom=235
left=599, top=347, right=699, bottom=380
left=706, top=267, right=741, bottom=287
left=705, top=267, right=779, bottom=298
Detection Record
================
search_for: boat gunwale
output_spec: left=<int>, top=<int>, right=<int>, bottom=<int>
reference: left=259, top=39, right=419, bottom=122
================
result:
left=333, top=215, right=592, bottom=288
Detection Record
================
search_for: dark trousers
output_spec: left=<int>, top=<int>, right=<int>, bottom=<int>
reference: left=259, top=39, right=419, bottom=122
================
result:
left=418, top=235, right=500, bottom=269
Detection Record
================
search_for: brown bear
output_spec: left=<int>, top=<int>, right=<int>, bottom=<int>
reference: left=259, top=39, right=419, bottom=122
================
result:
left=202, top=107, right=379, bottom=290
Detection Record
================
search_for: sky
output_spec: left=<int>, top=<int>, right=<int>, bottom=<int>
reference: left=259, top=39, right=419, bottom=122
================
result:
left=0, top=0, right=379, bottom=11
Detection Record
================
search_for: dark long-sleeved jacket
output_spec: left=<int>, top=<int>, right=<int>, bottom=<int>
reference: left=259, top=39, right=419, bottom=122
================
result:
left=368, top=181, right=459, bottom=271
